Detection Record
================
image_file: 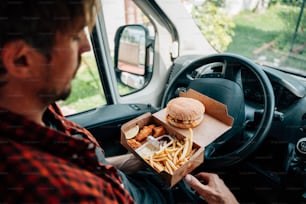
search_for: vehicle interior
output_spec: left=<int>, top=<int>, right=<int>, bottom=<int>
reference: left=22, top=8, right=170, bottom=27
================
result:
left=63, top=0, right=306, bottom=203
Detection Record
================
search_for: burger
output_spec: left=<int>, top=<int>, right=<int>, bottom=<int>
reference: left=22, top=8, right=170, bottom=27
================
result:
left=166, top=97, right=205, bottom=129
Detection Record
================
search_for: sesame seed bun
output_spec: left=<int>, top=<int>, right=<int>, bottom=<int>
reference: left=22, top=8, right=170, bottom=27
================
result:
left=166, top=97, right=205, bottom=129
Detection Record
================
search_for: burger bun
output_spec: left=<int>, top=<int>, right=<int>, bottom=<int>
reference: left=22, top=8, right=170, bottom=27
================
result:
left=166, top=97, right=205, bottom=129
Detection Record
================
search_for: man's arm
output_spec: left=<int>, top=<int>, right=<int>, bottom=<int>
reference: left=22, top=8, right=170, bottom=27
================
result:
left=106, top=154, right=146, bottom=174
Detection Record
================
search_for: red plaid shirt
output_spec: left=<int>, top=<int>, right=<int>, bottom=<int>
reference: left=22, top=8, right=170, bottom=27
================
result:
left=0, top=103, right=134, bottom=204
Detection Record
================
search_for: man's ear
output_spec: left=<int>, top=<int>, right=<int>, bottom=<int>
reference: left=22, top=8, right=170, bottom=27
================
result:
left=1, top=40, right=34, bottom=78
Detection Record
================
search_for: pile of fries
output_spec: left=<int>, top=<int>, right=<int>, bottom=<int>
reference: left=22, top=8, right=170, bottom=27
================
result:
left=142, top=128, right=196, bottom=175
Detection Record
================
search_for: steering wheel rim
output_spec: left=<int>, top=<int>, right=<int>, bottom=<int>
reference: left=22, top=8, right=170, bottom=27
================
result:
left=161, top=53, right=275, bottom=168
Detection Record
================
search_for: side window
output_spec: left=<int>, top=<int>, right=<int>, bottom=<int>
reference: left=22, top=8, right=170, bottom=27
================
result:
left=58, top=0, right=155, bottom=115
left=58, top=29, right=106, bottom=116
left=102, top=0, right=155, bottom=96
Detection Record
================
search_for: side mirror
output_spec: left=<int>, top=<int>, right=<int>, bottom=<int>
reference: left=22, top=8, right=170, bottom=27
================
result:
left=114, top=25, right=153, bottom=93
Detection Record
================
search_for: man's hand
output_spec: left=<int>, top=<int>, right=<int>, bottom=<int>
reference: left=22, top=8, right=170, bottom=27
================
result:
left=184, top=172, right=239, bottom=204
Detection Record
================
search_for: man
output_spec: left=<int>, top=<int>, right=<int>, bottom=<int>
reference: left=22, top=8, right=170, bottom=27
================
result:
left=0, top=0, right=238, bottom=203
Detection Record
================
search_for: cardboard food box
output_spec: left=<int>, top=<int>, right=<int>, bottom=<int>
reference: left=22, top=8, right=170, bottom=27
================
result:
left=121, top=89, right=234, bottom=187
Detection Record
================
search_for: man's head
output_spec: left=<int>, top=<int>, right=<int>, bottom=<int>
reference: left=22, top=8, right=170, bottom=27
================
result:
left=0, top=0, right=98, bottom=59
left=0, top=0, right=99, bottom=109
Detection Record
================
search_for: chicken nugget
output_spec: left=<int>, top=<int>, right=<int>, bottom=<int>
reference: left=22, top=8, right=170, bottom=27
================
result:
left=153, top=126, right=166, bottom=138
left=135, top=126, right=153, bottom=141
left=127, top=139, right=142, bottom=149
left=147, top=124, right=156, bottom=129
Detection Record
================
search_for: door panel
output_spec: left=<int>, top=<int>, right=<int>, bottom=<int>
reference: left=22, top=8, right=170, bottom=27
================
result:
left=68, top=104, right=157, bottom=157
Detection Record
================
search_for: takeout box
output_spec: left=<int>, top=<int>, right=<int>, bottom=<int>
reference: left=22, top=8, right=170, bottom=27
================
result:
left=121, top=89, right=234, bottom=187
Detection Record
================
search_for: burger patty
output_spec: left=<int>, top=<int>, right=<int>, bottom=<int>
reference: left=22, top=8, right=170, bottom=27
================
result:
left=167, top=114, right=202, bottom=124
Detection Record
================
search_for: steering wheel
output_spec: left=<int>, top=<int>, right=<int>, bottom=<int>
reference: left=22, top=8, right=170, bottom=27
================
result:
left=161, top=53, right=275, bottom=169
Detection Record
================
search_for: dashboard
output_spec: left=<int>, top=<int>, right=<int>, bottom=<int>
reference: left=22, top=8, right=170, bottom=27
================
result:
left=186, top=62, right=306, bottom=111
left=241, top=67, right=302, bottom=110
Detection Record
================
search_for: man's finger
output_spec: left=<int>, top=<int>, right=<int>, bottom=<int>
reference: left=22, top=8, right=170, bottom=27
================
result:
left=184, top=174, right=212, bottom=196
left=194, top=172, right=215, bottom=181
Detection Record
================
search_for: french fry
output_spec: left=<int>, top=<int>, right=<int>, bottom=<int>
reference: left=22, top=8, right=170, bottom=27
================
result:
left=167, top=158, right=178, bottom=171
left=179, top=128, right=193, bottom=161
left=173, top=145, right=184, bottom=164
left=186, top=148, right=196, bottom=159
left=161, top=140, right=174, bottom=149
left=152, top=157, right=167, bottom=162
left=165, top=161, right=173, bottom=174
left=140, top=128, right=196, bottom=175
left=187, top=128, right=193, bottom=156
left=179, top=138, right=189, bottom=161
left=151, top=160, right=164, bottom=172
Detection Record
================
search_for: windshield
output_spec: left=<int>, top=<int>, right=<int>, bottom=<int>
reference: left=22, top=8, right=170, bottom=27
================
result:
left=181, top=0, right=306, bottom=75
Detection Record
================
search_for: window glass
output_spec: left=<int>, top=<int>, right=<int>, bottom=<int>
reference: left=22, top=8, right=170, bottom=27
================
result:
left=58, top=29, right=106, bottom=116
left=182, top=0, right=306, bottom=74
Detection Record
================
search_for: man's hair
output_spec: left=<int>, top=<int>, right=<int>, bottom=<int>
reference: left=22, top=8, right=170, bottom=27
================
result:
left=0, top=0, right=99, bottom=85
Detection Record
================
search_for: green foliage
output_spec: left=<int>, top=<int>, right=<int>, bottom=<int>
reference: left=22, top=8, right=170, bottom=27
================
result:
left=273, top=3, right=305, bottom=50
left=192, top=1, right=235, bottom=52
left=118, top=82, right=134, bottom=96
left=271, top=0, right=304, bottom=6
left=227, top=3, right=306, bottom=70
left=228, top=3, right=305, bottom=51
left=60, top=54, right=106, bottom=113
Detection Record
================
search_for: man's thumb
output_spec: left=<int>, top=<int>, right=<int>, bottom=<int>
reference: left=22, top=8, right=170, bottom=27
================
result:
left=184, top=174, right=210, bottom=196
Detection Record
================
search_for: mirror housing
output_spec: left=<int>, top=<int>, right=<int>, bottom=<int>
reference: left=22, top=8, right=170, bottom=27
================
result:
left=114, top=24, right=153, bottom=92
